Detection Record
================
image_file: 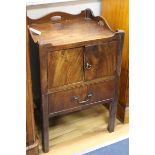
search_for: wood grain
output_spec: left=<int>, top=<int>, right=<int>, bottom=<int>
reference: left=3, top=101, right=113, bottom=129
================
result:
left=49, top=85, right=87, bottom=113
left=48, top=47, right=84, bottom=89
left=102, top=0, right=129, bottom=123
left=48, top=76, right=115, bottom=94
left=48, top=80, right=115, bottom=114
left=28, top=9, right=114, bottom=47
left=84, top=41, right=117, bottom=81
left=29, top=18, right=114, bottom=46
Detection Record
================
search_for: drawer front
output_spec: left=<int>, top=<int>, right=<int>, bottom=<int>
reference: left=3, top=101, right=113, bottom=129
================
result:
left=48, top=80, right=115, bottom=114
left=84, top=41, right=117, bottom=81
left=48, top=47, right=84, bottom=89
left=87, top=80, right=115, bottom=103
left=48, top=85, right=87, bottom=113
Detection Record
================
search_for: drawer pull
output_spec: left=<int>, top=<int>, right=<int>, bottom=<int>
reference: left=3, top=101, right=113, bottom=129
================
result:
left=85, top=62, right=92, bottom=70
left=73, top=92, right=93, bottom=104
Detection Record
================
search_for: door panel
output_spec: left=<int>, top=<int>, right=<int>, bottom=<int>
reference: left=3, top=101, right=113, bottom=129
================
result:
left=84, top=41, right=117, bottom=81
left=48, top=47, right=84, bottom=89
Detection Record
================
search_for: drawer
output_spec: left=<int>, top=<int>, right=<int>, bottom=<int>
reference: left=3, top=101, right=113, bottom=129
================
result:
left=48, top=79, right=115, bottom=114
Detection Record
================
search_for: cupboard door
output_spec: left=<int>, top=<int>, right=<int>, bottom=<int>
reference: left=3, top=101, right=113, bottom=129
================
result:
left=84, top=41, right=117, bottom=81
left=48, top=47, right=84, bottom=89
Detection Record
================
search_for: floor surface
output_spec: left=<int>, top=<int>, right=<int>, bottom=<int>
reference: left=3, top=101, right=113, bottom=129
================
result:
left=38, top=105, right=129, bottom=155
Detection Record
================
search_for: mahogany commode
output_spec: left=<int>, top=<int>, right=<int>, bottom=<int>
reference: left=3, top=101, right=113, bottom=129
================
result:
left=28, top=9, right=124, bottom=153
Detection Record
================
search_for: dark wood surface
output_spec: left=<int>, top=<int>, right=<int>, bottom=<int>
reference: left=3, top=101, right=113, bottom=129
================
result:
left=48, top=47, right=84, bottom=89
left=28, top=11, right=114, bottom=46
left=84, top=41, right=117, bottom=81
left=26, top=17, right=39, bottom=155
left=28, top=9, right=124, bottom=153
left=49, top=79, right=115, bottom=114
left=102, top=0, right=129, bottom=123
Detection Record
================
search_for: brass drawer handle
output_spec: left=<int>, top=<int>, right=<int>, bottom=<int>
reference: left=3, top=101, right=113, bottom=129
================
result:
left=73, top=92, right=93, bottom=104
left=85, top=62, right=92, bottom=70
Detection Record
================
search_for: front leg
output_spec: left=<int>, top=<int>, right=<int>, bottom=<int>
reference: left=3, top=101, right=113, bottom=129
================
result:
left=107, top=31, right=124, bottom=132
left=108, top=78, right=119, bottom=133
left=107, top=99, right=117, bottom=132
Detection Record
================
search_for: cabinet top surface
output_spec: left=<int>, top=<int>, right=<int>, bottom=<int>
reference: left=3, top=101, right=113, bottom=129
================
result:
left=28, top=9, right=115, bottom=47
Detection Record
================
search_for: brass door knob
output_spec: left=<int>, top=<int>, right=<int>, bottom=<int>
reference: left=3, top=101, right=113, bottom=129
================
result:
left=85, top=62, right=92, bottom=70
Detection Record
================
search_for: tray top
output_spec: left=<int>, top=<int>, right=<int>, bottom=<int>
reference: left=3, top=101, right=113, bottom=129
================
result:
left=28, top=10, right=115, bottom=46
